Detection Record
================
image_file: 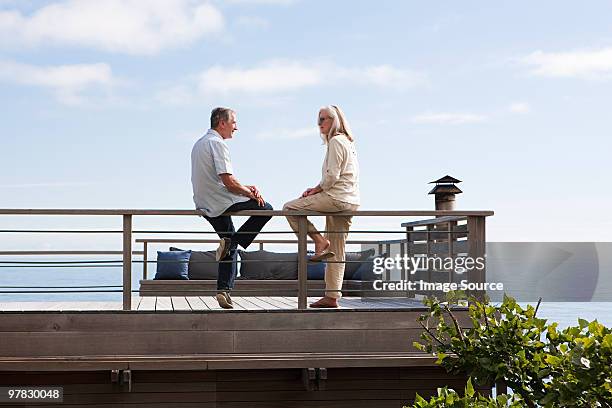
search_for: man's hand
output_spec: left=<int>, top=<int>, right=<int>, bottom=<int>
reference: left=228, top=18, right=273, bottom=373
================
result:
left=220, top=175, right=265, bottom=206
left=246, top=185, right=261, bottom=198
left=246, top=185, right=265, bottom=207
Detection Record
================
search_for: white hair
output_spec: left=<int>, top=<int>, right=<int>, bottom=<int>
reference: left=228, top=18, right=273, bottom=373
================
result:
left=318, top=105, right=354, bottom=143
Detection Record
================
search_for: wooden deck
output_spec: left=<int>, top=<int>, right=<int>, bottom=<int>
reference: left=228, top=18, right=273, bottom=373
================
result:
left=0, top=297, right=483, bottom=407
left=0, top=296, right=427, bottom=311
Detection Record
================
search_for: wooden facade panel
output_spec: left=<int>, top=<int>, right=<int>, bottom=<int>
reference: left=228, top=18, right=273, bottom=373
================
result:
left=214, top=402, right=405, bottom=408
left=133, top=370, right=217, bottom=382
left=0, top=368, right=483, bottom=408
left=233, top=329, right=421, bottom=353
left=0, top=309, right=457, bottom=332
left=0, top=313, right=210, bottom=332
left=1, top=404, right=215, bottom=408
left=205, top=310, right=424, bottom=331
left=59, top=391, right=217, bottom=404
left=0, top=331, right=234, bottom=357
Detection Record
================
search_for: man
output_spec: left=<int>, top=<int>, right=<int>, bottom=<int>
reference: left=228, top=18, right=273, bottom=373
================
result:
left=191, top=107, right=273, bottom=309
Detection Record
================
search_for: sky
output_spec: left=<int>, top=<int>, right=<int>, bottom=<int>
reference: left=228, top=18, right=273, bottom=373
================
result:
left=1, top=0, right=612, bottom=250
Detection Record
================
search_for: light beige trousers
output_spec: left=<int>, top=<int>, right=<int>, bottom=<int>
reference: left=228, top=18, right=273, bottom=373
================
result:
left=283, top=192, right=359, bottom=299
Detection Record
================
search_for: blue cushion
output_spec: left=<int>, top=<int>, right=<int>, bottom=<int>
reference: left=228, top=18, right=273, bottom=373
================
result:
left=351, top=253, right=388, bottom=280
left=154, top=250, right=191, bottom=280
left=307, top=252, right=326, bottom=280
left=305, top=249, right=377, bottom=280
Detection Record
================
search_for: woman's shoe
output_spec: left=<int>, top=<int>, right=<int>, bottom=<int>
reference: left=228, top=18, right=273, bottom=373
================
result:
left=310, top=241, right=335, bottom=262
left=309, top=250, right=335, bottom=262
left=309, top=297, right=339, bottom=308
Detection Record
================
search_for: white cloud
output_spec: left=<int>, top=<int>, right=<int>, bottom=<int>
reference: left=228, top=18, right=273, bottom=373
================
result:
left=522, top=47, right=612, bottom=79
left=199, top=61, right=321, bottom=94
left=508, top=102, right=530, bottom=114
left=197, top=60, right=425, bottom=95
left=255, top=126, right=317, bottom=140
left=0, top=0, right=224, bottom=55
left=410, top=112, right=487, bottom=125
left=0, top=60, right=115, bottom=105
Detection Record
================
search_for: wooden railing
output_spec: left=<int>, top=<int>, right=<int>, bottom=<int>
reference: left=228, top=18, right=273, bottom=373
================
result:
left=0, top=209, right=493, bottom=310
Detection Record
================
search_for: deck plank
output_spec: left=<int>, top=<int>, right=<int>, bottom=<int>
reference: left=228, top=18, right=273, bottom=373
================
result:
left=265, top=296, right=294, bottom=308
left=248, top=297, right=283, bottom=310
left=197, top=296, right=212, bottom=311
left=155, top=297, right=173, bottom=311
left=253, top=296, right=289, bottom=309
left=171, top=297, right=192, bottom=311
left=200, top=296, right=224, bottom=311
left=184, top=296, right=205, bottom=311
left=138, top=296, right=156, bottom=311
left=280, top=296, right=298, bottom=307
left=231, top=297, right=264, bottom=310
left=226, top=297, right=246, bottom=310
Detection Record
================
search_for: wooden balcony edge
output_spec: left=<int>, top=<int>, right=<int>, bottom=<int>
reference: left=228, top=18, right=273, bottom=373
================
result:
left=0, top=352, right=438, bottom=371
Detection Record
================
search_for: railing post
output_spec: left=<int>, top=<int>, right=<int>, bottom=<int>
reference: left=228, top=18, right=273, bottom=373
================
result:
left=467, top=215, right=486, bottom=301
left=142, top=241, right=148, bottom=280
left=405, top=226, right=414, bottom=298
left=123, top=214, right=132, bottom=311
left=448, top=220, right=457, bottom=283
left=297, top=216, right=308, bottom=309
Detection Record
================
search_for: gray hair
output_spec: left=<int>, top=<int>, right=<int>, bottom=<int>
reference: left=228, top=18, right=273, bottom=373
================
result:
left=210, top=107, right=235, bottom=129
left=319, top=105, right=354, bottom=143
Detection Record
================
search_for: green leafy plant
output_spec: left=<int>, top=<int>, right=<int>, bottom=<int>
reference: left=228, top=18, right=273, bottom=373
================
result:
left=410, top=378, right=525, bottom=407
left=411, top=294, right=612, bottom=408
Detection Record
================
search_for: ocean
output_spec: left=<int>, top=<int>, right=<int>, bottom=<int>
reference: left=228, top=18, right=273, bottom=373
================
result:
left=0, top=258, right=610, bottom=329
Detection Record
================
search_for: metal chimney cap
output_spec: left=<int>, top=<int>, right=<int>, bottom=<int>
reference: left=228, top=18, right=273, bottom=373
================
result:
left=428, top=184, right=463, bottom=195
left=429, top=175, right=462, bottom=184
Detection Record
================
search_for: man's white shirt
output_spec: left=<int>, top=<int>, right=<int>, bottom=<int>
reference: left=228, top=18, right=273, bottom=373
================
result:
left=191, top=129, right=249, bottom=217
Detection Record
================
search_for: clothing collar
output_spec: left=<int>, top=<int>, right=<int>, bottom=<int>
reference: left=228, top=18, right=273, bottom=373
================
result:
left=206, top=128, right=223, bottom=140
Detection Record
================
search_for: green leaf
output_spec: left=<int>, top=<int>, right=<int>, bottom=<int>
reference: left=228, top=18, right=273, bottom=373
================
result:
left=466, top=377, right=475, bottom=397
left=602, top=334, right=612, bottom=349
left=435, top=352, right=448, bottom=364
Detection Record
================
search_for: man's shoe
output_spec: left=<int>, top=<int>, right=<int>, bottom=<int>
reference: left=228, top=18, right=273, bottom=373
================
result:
left=215, top=238, right=231, bottom=261
left=216, top=292, right=233, bottom=309
left=223, top=291, right=233, bottom=305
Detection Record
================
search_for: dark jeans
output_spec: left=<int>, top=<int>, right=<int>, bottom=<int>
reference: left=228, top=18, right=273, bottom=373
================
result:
left=204, top=199, right=274, bottom=291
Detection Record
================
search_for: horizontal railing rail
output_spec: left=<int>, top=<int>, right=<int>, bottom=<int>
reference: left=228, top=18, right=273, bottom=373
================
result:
left=0, top=209, right=493, bottom=309
left=0, top=209, right=494, bottom=216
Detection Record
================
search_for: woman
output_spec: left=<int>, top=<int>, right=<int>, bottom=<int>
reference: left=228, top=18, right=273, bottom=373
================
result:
left=283, top=105, right=360, bottom=308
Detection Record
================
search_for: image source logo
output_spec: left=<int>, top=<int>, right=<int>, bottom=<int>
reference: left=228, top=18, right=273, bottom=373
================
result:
left=373, top=255, right=485, bottom=275
left=370, top=255, right=505, bottom=293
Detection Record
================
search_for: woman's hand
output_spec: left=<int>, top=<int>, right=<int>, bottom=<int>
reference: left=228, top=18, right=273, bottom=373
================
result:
left=302, top=186, right=322, bottom=197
